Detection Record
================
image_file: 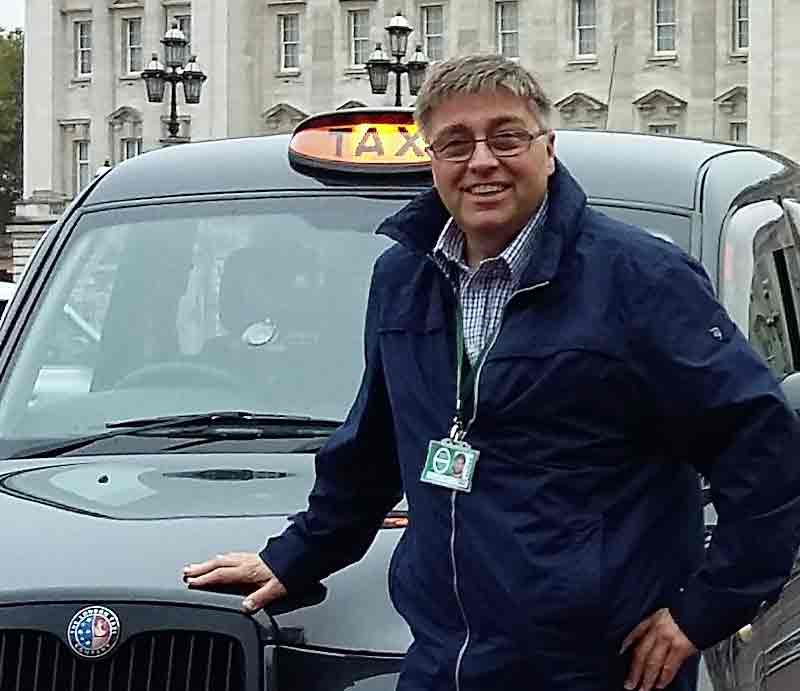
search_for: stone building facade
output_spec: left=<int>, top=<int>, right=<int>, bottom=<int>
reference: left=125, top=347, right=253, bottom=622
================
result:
left=12, top=0, right=776, bottom=276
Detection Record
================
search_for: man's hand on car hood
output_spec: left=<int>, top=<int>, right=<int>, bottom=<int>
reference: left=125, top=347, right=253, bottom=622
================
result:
left=183, top=551, right=288, bottom=613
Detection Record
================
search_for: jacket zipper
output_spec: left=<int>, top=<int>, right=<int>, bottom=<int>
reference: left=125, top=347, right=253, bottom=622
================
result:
left=450, top=280, right=550, bottom=691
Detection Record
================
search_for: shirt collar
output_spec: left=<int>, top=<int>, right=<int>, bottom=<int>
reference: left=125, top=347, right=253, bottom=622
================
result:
left=433, top=192, right=549, bottom=285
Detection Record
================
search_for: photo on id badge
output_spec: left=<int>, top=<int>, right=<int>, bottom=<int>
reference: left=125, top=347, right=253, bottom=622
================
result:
left=421, top=440, right=479, bottom=491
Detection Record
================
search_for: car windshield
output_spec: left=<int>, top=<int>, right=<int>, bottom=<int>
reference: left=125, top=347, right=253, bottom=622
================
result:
left=0, top=194, right=690, bottom=456
left=0, top=195, right=403, bottom=451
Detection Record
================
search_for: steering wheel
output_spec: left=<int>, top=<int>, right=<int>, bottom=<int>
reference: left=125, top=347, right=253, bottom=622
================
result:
left=114, top=361, right=243, bottom=391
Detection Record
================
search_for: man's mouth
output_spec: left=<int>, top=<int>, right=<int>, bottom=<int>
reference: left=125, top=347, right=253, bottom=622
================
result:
left=464, top=183, right=511, bottom=197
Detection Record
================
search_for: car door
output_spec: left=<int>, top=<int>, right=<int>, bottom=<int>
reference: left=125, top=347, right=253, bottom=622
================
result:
left=708, top=197, right=800, bottom=691
left=759, top=199, right=800, bottom=691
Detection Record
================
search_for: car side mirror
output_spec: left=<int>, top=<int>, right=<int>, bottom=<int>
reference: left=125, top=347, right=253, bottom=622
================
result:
left=781, top=371, right=800, bottom=414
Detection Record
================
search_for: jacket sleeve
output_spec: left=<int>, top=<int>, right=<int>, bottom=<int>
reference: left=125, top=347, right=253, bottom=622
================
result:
left=259, top=262, right=403, bottom=593
left=632, top=252, right=800, bottom=651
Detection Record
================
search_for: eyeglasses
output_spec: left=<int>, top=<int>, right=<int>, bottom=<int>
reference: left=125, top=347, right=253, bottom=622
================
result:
left=426, top=129, right=547, bottom=163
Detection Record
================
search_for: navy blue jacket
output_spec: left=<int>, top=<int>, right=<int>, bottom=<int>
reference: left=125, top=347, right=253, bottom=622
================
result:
left=263, top=161, right=800, bottom=687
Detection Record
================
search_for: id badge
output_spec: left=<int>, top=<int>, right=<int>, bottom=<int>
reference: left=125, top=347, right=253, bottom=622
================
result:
left=421, top=439, right=480, bottom=492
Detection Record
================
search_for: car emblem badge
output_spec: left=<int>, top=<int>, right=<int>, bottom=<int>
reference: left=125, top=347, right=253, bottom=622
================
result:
left=67, top=606, right=121, bottom=659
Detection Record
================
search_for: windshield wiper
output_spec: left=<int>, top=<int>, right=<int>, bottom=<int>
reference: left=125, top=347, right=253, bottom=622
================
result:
left=10, top=411, right=341, bottom=460
left=106, top=411, right=340, bottom=431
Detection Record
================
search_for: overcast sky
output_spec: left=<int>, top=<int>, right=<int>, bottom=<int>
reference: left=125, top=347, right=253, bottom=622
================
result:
left=0, top=0, right=24, bottom=31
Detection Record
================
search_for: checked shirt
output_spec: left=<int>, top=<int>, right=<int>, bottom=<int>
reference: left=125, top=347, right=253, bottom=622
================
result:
left=433, top=194, right=549, bottom=364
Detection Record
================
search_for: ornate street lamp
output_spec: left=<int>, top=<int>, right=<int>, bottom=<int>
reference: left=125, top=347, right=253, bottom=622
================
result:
left=386, top=11, right=413, bottom=59
left=366, top=11, right=429, bottom=107
left=182, top=56, right=207, bottom=104
left=161, top=22, right=189, bottom=68
left=141, top=54, right=166, bottom=103
left=366, top=43, right=391, bottom=95
left=406, top=44, right=429, bottom=96
left=142, top=22, right=207, bottom=143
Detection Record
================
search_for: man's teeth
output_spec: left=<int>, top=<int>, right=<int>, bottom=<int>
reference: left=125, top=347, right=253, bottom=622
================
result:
left=469, top=184, right=506, bottom=194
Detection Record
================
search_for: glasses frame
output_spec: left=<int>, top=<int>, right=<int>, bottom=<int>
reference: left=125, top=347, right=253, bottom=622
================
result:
left=426, top=128, right=549, bottom=163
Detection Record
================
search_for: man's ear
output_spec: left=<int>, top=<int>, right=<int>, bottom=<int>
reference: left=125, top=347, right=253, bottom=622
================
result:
left=545, top=129, right=556, bottom=155
left=545, top=130, right=557, bottom=174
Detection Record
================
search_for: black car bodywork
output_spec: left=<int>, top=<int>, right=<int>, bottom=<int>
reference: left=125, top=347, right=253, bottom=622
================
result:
left=0, top=115, right=799, bottom=691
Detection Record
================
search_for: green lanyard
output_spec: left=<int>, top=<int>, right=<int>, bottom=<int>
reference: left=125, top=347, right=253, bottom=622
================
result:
left=451, top=305, right=480, bottom=442
left=451, top=306, right=466, bottom=441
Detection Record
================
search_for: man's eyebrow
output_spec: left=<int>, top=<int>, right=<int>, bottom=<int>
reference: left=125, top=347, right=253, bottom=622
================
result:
left=487, top=116, right=528, bottom=129
left=434, top=116, right=529, bottom=139
left=433, top=124, right=470, bottom=139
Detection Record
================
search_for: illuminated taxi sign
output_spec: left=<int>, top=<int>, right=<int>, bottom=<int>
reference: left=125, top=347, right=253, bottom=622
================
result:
left=289, top=109, right=431, bottom=174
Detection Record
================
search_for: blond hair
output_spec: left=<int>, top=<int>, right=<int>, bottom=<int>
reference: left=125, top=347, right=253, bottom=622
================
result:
left=414, top=54, right=552, bottom=138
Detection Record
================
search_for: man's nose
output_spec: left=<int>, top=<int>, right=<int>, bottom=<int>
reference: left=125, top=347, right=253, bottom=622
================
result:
left=467, top=140, right=500, bottom=170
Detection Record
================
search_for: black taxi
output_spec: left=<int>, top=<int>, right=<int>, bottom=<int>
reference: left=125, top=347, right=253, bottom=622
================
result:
left=0, top=108, right=797, bottom=691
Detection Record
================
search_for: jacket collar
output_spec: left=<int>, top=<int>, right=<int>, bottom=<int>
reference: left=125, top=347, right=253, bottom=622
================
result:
left=375, top=159, right=587, bottom=288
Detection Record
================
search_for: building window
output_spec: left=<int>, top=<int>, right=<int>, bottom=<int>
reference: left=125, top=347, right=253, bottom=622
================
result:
left=730, top=122, right=747, bottom=143
left=75, top=141, right=90, bottom=192
left=575, top=0, right=596, bottom=58
left=279, top=13, right=300, bottom=71
left=421, top=5, right=444, bottom=62
left=123, top=17, right=144, bottom=73
left=495, top=2, right=519, bottom=58
left=74, top=21, right=93, bottom=77
left=349, top=10, right=370, bottom=67
left=733, top=0, right=748, bottom=52
left=649, top=123, right=677, bottom=135
left=654, top=0, right=676, bottom=54
left=121, top=137, right=143, bottom=161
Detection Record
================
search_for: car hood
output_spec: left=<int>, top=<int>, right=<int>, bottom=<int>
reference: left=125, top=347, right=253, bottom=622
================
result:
left=0, top=452, right=411, bottom=653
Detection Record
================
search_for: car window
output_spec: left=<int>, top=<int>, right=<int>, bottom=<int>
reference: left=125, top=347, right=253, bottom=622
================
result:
left=590, top=204, right=691, bottom=250
left=0, top=196, right=401, bottom=447
left=720, top=199, right=800, bottom=379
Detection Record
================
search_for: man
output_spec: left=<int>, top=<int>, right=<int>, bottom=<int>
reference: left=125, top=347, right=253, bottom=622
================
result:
left=183, top=55, right=800, bottom=691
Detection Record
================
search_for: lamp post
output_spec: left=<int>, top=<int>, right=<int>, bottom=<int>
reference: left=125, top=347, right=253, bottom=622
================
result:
left=366, top=11, right=429, bottom=107
left=142, top=22, right=207, bottom=144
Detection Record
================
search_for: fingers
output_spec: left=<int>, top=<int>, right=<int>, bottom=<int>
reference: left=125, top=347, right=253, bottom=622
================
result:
left=242, top=577, right=289, bottom=613
left=655, top=646, right=686, bottom=690
left=183, top=553, right=240, bottom=578
left=182, top=552, right=288, bottom=614
left=623, top=609, right=698, bottom=691
left=624, top=624, right=658, bottom=690
left=183, top=552, right=272, bottom=588
left=184, top=564, right=238, bottom=589
left=621, top=613, right=654, bottom=654
left=639, top=641, right=670, bottom=691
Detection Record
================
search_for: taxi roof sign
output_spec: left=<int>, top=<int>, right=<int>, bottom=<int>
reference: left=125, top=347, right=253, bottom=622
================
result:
left=288, top=108, right=431, bottom=174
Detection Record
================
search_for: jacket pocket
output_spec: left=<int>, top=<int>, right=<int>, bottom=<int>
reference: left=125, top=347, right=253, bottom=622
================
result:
left=377, top=318, right=454, bottom=421
left=514, top=510, right=612, bottom=631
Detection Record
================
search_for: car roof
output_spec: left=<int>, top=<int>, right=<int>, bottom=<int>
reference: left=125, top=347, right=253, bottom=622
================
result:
left=82, top=127, right=762, bottom=211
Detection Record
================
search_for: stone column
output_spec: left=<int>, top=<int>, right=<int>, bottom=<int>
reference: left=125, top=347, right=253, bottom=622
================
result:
left=141, top=0, right=164, bottom=148
left=309, top=0, right=335, bottom=115
left=455, top=0, right=482, bottom=54
left=91, top=0, right=115, bottom=165
left=689, top=0, right=716, bottom=138
left=770, top=0, right=800, bottom=160
left=748, top=0, right=774, bottom=150
left=227, top=0, right=257, bottom=137
left=22, top=0, right=59, bottom=199
left=192, top=0, right=230, bottom=140
left=607, top=0, right=636, bottom=131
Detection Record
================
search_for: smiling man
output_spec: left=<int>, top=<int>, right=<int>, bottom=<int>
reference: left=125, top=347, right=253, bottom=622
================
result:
left=183, top=55, right=800, bottom=691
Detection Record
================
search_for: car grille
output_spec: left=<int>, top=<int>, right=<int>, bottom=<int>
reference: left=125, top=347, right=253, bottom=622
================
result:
left=0, top=629, right=245, bottom=691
